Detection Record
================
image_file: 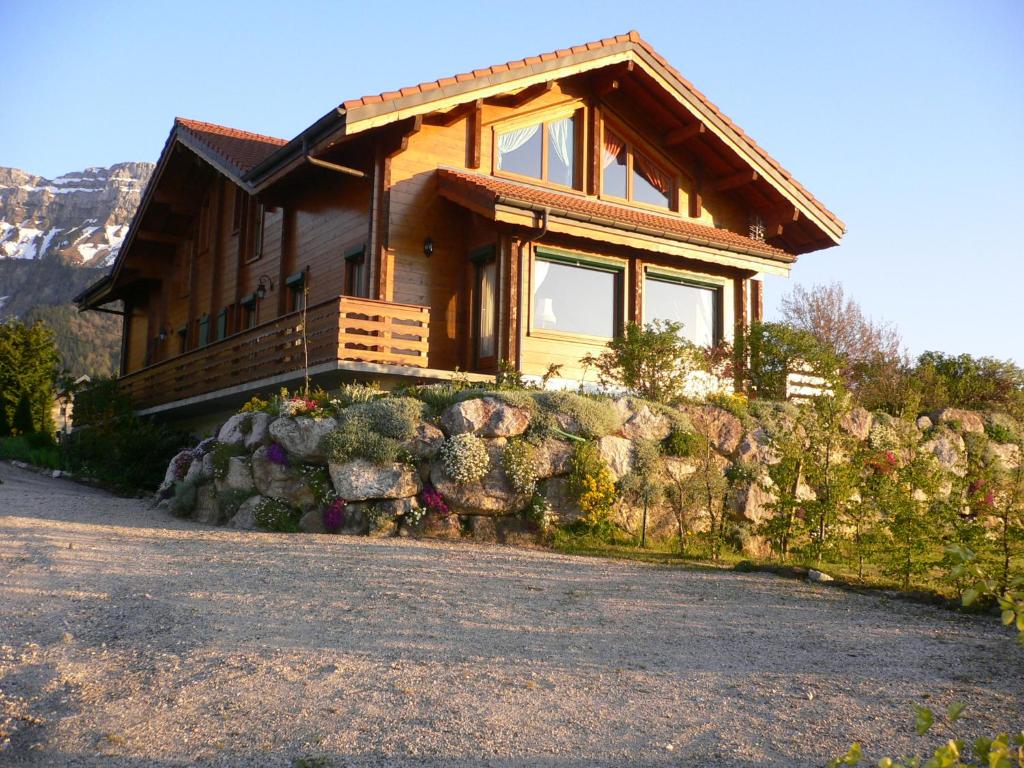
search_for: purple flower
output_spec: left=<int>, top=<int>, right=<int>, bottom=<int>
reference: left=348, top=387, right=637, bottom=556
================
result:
left=266, top=442, right=289, bottom=467
left=192, top=437, right=217, bottom=459
left=323, top=498, right=347, bottom=531
left=421, top=482, right=449, bottom=516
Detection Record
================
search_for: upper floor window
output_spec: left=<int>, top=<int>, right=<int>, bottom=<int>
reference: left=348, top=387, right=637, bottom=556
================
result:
left=496, top=113, right=578, bottom=188
left=602, top=129, right=673, bottom=210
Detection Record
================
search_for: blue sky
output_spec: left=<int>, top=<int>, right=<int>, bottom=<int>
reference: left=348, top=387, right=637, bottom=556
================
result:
left=3, top=0, right=1022, bottom=362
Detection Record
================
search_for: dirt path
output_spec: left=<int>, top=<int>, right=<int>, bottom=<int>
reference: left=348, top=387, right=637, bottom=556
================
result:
left=1, top=462, right=1021, bottom=767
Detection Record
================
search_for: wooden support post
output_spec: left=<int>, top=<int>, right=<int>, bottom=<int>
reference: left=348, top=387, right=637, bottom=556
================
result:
left=208, top=179, right=225, bottom=328
left=688, top=166, right=703, bottom=218
left=588, top=103, right=601, bottom=196
left=629, top=258, right=643, bottom=326
left=468, top=99, right=482, bottom=169
left=750, top=278, right=764, bottom=323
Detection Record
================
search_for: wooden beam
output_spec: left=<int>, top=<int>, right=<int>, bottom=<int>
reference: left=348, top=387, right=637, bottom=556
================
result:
left=435, top=101, right=476, bottom=127
left=588, top=102, right=601, bottom=196
left=306, top=155, right=367, bottom=178
left=665, top=122, right=706, bottom=146
left=488, top=81, right=554, bottom=109
left=468, top=99, right=482, bottom=169
left=711, top=169, right=758, bottom=192
left=596, top=78, right=620, bottom=97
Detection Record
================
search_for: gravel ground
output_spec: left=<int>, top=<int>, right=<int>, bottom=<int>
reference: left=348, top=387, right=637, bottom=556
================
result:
left=1, top=462, right=1021, bottom=768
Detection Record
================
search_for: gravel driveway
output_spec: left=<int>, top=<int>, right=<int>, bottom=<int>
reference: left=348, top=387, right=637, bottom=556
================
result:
left=1, top=462, right=1021, bottom=767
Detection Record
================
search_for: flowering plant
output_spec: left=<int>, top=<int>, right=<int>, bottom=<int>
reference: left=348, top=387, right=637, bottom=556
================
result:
left=440, top=433, right=490, bottom=484
left=866, top=450, right=898, bottom=477
left=968, top=479, right=996, bottom=508
left=323, top=497, right=347, bottom=531
left=421, top=482, right=450, bottom=516
left=172, top=451, right=193, bottom=481
left=266, top=442, right=289, bottom=467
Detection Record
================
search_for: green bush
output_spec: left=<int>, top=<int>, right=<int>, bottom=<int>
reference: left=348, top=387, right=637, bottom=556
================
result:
left=743, top=321, right=841, bottom=401
left=217, top=489, right=251, bottom=519
left=533, top=390, right=623, bottom=439
left=332, top=381, right=384, bottom=407
left=0, top=435, right=61, bottom=469
left=210, top=442, right=247, bottom=479
left=319, top=410, right=404, bottom=466
left=566, top=441, right=617, bottom=524
left=985, top=414, right=1020, bottom=444
left=663, top=428, right=701, bottom=458
left=253, top=498, right=302, bottom=532
left=168, top=480, right=197, bottom=517
left=362, top=397, right=424, bottom=440
left=65, top=416, right=192, bottom=494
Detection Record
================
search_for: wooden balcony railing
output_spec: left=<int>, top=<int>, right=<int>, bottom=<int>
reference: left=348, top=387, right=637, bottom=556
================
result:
left=121, top=296, right=430, bottom=410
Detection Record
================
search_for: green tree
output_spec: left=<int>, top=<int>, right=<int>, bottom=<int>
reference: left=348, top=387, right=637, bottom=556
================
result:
left=744, top=321, right=841, bottom=400
left=580, top=320, right=699, bottom=404
left=619, top=439, right=665, bottom=547
left=0, top=319, right=60, bottom=435
left=12, top=391, right=35, bottom=434
left=0, top=398, right=10, bottom=437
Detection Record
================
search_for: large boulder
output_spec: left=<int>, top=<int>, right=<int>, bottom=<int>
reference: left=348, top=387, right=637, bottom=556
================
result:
left=244, top=412, right=272, bottom=450
left=251, top=445, right=317, bottom=509
left=735, top=428, right=778, bottom=466
left=299, top=509, right=329, bottom=535
left=597, top=435, right=633, bottom=480
left=439, top=397, right=530, bottom=438
left=228, top=495, right=264, bottom=530
left=620, top=401, right=672, bottom=442
left=269, top=416, right=338, bottom=462
left=464, top=514, right=537, bottom=545
left=683, top=405, right=744, bottom=456
left=215, top=456, right=255, bottom=494
left=933, top=408, right=985, bottom=434
left=329, top=459, right=420, bottom=502
left=921, top=429, right=967, bottom=475
left=217, top=413, right=250, bottom=447
left=729, top=476, right=777, bottom=526
left=540, top=476, right=585, bottom=526
left=159, top=450, right=194, bottom=494
left=840, top=407, right=874, bottom=441
left=401, top=421, right=445, bottom=460
left=430, top=438, right=527, bottom=515
left=532, top=437, right=573, bottom=478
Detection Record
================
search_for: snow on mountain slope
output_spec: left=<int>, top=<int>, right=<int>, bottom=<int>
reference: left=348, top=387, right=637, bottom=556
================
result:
left=0, top=162, right=153, bottom=267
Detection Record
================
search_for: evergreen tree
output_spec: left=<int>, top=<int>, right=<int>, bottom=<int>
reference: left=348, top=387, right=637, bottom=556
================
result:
left=0, top=398, right=11, bottom=437
left=12, top=391, right=35, bottom=434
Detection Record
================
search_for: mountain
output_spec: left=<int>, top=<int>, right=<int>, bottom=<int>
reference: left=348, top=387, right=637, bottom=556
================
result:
left=0, top=161, right=154, bottom=376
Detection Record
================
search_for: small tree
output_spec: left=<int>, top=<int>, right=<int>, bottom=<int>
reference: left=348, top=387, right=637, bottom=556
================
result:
left=580, top=320, right=698, bottom=403
left=619, top=439, right=664, bottom=548
left=0, top=397, right=11, bottom=437
left=679, top=430, right=729, bottom=561
left=744, top=321, right=841, bottom=400
left=12, top=391, right=35, bottom=435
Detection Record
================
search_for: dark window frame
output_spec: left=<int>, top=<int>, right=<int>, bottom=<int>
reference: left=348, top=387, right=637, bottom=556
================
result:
left=643, top=269, right=725, bottom=346
left=530, top=248, right=624, bottom=341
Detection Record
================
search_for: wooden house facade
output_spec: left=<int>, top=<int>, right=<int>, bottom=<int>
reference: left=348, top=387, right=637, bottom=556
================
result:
left=76, top=31, right=844, bottom=421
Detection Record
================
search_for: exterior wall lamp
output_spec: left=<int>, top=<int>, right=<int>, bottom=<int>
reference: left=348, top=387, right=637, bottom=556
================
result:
left=423, top=237, right=434, bottom=258
left=255, top=275, right=274, bottom=300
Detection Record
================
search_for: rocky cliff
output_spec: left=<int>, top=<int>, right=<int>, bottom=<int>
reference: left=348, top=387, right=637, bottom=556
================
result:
left=0, top=161, right=153, bottom=375
left=0, top=162, right=152, bottom=268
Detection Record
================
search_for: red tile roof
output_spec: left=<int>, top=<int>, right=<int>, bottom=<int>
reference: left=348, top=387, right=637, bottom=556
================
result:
left=342, top=31, right=843, bottom=233
left=174, top=117, right=287, bottom=175
left=437, top=168, right=793, bottom=261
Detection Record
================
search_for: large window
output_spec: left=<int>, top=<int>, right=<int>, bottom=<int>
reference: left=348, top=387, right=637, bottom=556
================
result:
left=602, top=129, right=673, bottom=210
left=644, top=274, right=720, bottom=347
left=532, top=255, right=619, bottom=338
left=496, top=113, right=578, bottom=188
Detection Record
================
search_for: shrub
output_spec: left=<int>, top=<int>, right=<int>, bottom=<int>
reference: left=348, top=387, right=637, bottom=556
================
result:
left=411, top=372, right=476, bottom=415
left=663, top=428, right=701, bottom=458
left=533, top=390, right=623, bottom=439
left=12, top=391, right=35, bottom=434
left=210, top=442, right=247, bottom=479
left=239, top=395, right=272, bottom=414
left=320, top=410, right=404, bottom=466
left=440, top=433, right=490, bottom=483
left=580, top=320, right=701, bottom=403
left=503, top=437, right=539, bottom=495
left=743, top=321, right=841, bottom=400
left=566, top=441, right=617, bottom=522
left=300, top=465, right=335, bottom=506
left=66, top=416, right=192, bottom=494
left=521, top=491, right=553, bottom=528
left=362, top=397, right=424, bottom=440
left=0, top=435, right=61, bottom=469
left=985, top=414, right=1020, bottom=444
left=322, top=498, right=347, bottom=531
left=421, top=482, right=450, bottom=516
left=332, top=381, right=384, bottom=408
left=265, top=442, right=289, bottom=467
left=168, top=480, right=197, bottom=517
left=253, top=498, right=302, bottom=532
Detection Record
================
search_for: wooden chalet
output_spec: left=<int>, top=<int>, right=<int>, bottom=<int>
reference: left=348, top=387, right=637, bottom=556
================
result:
left=76, top=31, right=844, bottom=423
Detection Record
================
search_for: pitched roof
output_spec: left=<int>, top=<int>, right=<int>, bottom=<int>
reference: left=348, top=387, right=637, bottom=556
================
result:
left=174, top=117, right=287, bottom=176
left=341, top=30, right=843, bottom=235
left=437, top=167, right=793, bottom=262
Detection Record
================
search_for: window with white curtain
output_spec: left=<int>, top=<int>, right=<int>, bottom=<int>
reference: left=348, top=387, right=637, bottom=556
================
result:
left=643, top=275, right=720, bottom=347
left=532, top=255, right=618, bottom=338
left=496, top=114, right=578, bottom=188
left=602, top=128, right=674, bottom=209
